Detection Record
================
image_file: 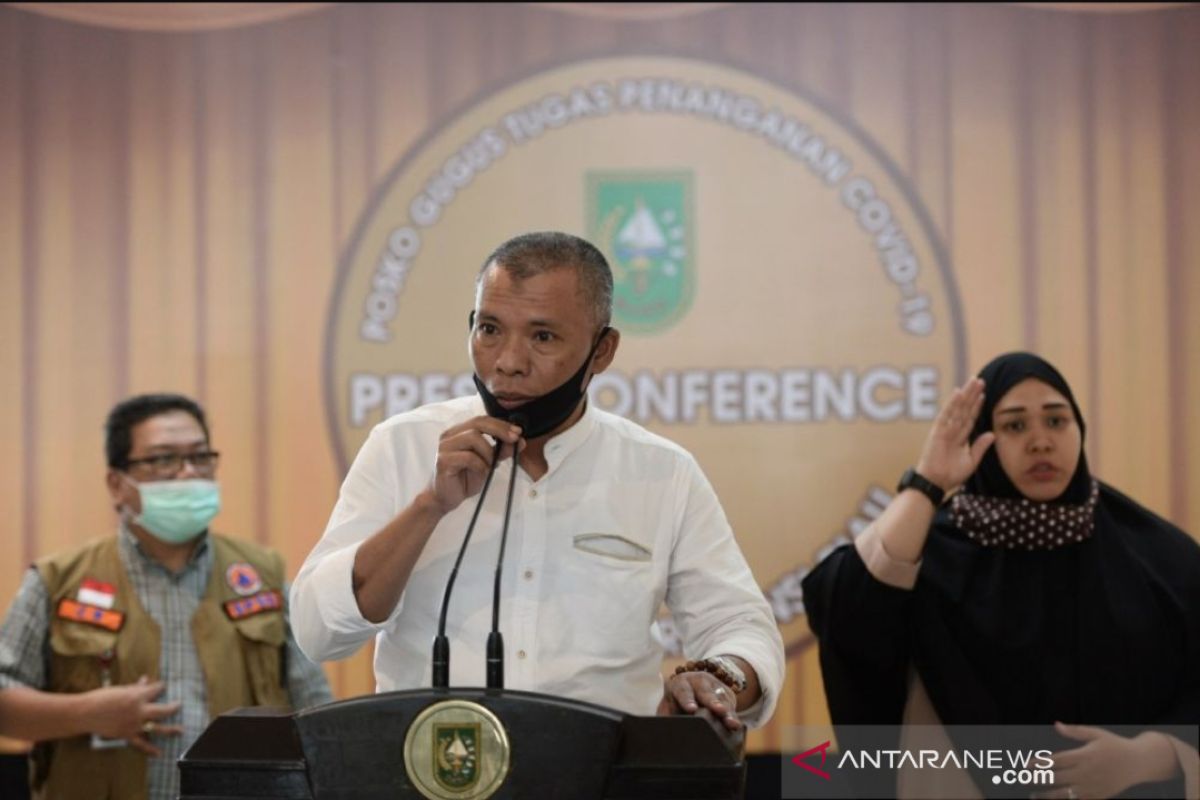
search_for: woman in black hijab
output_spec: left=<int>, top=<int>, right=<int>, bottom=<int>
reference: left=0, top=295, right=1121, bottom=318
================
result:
left=802, top=352, right=1199, bottom=799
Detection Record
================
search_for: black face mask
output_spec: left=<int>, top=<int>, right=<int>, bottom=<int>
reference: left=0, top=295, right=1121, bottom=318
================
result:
left=470, top=311, right=611, bottom=439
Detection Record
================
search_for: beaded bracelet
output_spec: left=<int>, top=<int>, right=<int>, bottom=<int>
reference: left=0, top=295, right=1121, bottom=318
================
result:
left=673, top=657, right=746, bottom=693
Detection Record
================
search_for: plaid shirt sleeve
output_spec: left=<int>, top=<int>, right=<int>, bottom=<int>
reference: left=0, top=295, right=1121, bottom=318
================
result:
left=0, top=568, right=51, bottom=691
left=282, top=582, right=334, bottom=710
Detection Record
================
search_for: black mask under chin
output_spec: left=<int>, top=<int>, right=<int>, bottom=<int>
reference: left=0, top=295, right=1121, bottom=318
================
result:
left=471, top=313, right=611, bottom=439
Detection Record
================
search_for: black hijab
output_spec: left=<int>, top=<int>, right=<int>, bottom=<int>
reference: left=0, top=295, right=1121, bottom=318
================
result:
left=803, top=352, right=1200, bottom=795
left=962, top=352, right=1092, bottom=504
left=914, top=353, right=1200, bottom=729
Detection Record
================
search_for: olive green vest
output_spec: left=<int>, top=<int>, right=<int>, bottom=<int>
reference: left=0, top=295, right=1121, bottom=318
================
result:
left=30, top=533, right=291, bottom=800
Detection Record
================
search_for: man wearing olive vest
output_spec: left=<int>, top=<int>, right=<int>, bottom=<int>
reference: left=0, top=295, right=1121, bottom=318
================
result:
left=0, top=393, right=332, bottom=800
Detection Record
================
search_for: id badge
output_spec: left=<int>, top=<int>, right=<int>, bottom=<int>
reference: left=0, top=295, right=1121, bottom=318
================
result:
left=88, top=648, right=127, bottom=749
left=90, top=733, right=128, bottom=750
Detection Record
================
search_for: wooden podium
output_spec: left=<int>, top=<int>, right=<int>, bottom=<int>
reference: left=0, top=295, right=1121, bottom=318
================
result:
left=178, top=688, right=746, bottom=799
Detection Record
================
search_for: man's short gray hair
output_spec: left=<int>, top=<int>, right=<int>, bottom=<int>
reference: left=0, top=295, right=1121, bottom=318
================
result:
left=477, top=231, right=613, bottom=328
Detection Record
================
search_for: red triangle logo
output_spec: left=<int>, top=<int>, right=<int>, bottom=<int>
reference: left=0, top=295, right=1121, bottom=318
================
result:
left=791, top=740, right=832, bottom=780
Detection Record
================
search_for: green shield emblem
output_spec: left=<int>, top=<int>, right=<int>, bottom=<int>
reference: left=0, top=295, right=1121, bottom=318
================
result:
left=587, top=171, right=694, bottom=334
left=433, top=723, right=480, bottom=790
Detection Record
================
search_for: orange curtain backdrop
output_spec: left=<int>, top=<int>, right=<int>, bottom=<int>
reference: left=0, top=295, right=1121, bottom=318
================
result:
left=1, top=3, right=1198, bottom=753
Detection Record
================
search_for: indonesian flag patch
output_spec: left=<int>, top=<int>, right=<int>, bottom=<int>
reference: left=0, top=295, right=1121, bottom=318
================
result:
left=77, top=577, right=116, bottom=609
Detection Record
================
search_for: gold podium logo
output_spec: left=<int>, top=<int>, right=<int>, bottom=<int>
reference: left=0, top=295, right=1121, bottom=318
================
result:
left=404, top=700, right=510, bottom=799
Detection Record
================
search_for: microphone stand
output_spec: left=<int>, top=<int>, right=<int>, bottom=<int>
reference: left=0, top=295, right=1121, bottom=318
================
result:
left=431, top=440, right=502, bottom=689
left=486, top=438, right=522, bottom=689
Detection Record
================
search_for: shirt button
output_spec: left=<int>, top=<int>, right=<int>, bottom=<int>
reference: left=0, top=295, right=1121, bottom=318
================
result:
left=529, top=489, right=538, bottom=499
left=523, top=569, right=533, bottom=580
left=517, top=650, right=527, bottom=659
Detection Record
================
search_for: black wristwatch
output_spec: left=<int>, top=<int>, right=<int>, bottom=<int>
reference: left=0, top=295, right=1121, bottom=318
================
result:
left=897, top=467, right=945, bottom=507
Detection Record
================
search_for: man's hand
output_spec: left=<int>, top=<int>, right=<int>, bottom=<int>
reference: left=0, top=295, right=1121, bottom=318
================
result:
left=350, top=417, right=523, bottom=623
left=83, top=676, right=183, bottom=756
left=430, top=417, right=524, bottom=514
left=657, top=671, right=743, bottom=731
left=352, top=416, right=524, bottom=624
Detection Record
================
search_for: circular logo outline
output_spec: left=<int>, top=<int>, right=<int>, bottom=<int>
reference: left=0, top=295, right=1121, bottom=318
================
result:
left=322, top=52, right=968, bottom=476
left=403, top=698, right=511, bottom=800
left=225, top=562, right=263, bottom=597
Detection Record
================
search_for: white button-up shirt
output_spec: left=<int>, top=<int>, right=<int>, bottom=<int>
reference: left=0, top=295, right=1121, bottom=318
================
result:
left=291, top=396, right=784, bottom=725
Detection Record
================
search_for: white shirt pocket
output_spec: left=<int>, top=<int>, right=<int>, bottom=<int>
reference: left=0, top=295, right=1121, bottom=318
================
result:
left=571, top=533, right=652, bottom=562
left=539, top=533, right=660, bottom=657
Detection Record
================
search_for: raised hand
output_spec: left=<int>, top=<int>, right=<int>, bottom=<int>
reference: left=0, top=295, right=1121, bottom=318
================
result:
left=914, top=377, right=995, bottom=492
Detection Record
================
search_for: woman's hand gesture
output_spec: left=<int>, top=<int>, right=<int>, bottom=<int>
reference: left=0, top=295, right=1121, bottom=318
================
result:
left=914, top=377, right=995, bottom=493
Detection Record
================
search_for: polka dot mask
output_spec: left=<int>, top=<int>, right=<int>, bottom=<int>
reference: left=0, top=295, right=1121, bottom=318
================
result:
left=950, top=479, right=1099, bottom=550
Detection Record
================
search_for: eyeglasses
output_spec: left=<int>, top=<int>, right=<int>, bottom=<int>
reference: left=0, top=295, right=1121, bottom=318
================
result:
left=123, top=451, right=221, bottom=477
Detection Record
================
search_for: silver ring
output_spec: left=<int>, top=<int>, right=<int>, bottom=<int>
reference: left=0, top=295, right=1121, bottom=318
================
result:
left=141, top=721, right=157, bottom=735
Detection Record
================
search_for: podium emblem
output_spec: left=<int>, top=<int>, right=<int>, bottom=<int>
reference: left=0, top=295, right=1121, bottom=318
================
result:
left=434, top=723, right=479, bottom=789
left=404, top=700, right=510, bottom=799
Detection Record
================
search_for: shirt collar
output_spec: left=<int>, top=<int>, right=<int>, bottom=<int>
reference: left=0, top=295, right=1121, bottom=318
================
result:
left=464, top=394, right=598, bottom=476
left=542, top=399, right=598, bottom=473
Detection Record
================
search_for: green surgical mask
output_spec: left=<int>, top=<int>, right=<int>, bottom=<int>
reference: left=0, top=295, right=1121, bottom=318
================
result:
left=126, top=478, right=221, bottom=544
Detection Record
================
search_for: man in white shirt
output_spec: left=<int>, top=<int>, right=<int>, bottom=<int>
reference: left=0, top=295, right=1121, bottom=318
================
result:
left=291, top=231, right=784, bottom=729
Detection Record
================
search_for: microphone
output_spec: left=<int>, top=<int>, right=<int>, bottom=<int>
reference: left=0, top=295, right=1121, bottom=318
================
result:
left=431, top=438, right=503, bottom=689
left=486, top=413, right=525, bottom=689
